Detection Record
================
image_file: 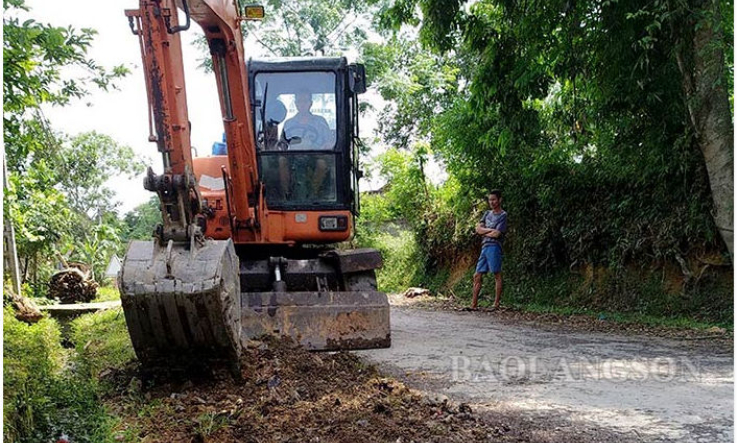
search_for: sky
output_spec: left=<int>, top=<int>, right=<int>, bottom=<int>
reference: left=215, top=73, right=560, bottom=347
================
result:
left=26, top=0, right=240, bottom=213
left=24, top=0, right=443, bottom=214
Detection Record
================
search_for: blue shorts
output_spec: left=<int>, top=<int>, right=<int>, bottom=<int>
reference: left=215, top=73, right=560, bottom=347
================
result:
left=475, top=244, right=502, bottom=274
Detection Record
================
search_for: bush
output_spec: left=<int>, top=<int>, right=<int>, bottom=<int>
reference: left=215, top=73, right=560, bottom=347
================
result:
left=3, top=309, right=116, bottom=443
left=374, top=228, right=425, bottom=293
left=4, top=309, right=65, bottom=441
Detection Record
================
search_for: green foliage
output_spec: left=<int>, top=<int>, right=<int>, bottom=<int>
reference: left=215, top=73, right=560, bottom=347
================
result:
left=3, top=310, right=65, bottom=396
left=359, top=0, right=732, bottom=322
left=3, top=0, right=128, bottom=171
left=3, top=1, right=137, bottom=294
left=245, top=0, right=371, bottom=57
left=358, top=225, right=424, bottom=292
left=70, top=309, right=135, bottom=381
left=361, top=35, right=460, bottom=149
left=355, top=149, right=470, bottom=292
left=94, top=286, right=121, bottom=303
left=198, top=0, right=374, bottom=69
left=194, top=412, right=229, bottom=439
left=445, top=263, right=732, bottom=327
left=384, top=0, right=729, bottom=263
left=3, top=309, right=116, bottom=443
left=55, top=132, right=145, bottom=218
left=371, top=147, right=429, bottom=224
left=4, top=300, right=136, bottom=442
left=73, top=222, right=122, bottom=283
left=5, top=165, right=73, bottom=295
left=368, top=0, right=730, bottom=265
left=121, top=197, right=160, bottom=243
left=5, top=132, right=142, bottom=292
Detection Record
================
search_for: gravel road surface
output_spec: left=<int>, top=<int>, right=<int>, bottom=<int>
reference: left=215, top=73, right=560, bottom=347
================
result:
left=358, top=306, right=733, bottom=442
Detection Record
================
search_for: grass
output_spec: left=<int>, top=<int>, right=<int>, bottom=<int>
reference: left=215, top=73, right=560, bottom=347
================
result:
left=4, top=309, right=66, bottom=442
left=94, top=286, right=121, bottom=302
left=368, top=227, right=426, bottom=293
left=443, top=266, right=733, bottom=331
left=70, top=308, right=135, bottom=380
left=3, top=309, right=120, bottom=443
left=194, top=412, right=230, bottom=438
left=3, top=303, right=136, bottom=443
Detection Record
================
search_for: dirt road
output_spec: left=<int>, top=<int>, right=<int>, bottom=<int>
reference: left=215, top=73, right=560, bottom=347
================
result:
left=358, top=305, right=733, bottom=442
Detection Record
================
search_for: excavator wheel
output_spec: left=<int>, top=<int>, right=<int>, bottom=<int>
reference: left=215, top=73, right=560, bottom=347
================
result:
left=119, top=239, right=241, bottom=372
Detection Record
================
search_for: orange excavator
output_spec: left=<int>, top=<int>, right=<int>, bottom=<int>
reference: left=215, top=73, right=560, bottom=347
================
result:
left=120, top=0, right=389, bottom=372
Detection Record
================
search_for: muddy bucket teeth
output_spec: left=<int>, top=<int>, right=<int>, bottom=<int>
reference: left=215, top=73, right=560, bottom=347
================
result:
left=119, top=240, right=241, bottom=370
left=241, top=291, right=391, bottom=350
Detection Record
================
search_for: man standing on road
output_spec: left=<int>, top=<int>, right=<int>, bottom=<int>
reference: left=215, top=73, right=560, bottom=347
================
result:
left=471, top=190, right=507, bottom=310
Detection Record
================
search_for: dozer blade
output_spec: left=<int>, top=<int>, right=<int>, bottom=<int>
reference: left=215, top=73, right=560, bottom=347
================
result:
left=241, top=291, right=390, bottom=350
left=119, top=240, right=241, bottom=370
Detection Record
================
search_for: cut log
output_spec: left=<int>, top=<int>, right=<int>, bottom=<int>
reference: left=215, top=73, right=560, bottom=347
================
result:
left=4, top=287, right=43, bottom=324
left=48, top=266, right=99, bottom=304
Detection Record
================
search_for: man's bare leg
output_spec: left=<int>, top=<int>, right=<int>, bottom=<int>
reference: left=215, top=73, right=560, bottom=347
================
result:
left=471, top=272, right=483, bottom=309
left=493, top=272, right=502, bottom=308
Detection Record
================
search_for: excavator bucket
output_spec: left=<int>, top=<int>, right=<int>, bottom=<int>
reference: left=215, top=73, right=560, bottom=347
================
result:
left=119, top=239, right=241, bottom=370
left=239, top=249, right=391, bottom=350
left=120, top=243, right=389, bottom=372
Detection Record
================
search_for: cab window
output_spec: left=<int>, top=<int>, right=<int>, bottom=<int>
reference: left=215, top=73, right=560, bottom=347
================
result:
left=254, top=72, right=336, bottom=151
left=254, top=71, right=339, bottom=207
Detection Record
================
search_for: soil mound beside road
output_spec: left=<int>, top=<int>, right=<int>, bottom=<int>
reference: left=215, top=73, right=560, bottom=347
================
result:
left=104, top=336, right=512, bottom=442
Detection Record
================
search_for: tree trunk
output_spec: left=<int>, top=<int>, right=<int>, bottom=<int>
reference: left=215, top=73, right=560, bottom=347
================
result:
left=3, top=158, right=21, bottom=295
left=32, top=251, right=38, bottom=290
left=675, top=0, right=734, bottom=261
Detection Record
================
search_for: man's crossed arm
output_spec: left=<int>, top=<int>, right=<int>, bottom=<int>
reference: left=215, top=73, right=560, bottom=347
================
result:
left=476, top=223, right=501, bottom=238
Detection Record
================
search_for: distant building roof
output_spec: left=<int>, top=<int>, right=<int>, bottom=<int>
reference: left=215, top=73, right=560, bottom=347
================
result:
left=365, top=183, right=391, bottom=196
left=105, top=255, right=121, bottom=278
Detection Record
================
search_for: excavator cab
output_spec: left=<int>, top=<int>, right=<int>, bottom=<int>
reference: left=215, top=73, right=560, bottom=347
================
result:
left=250, top=58, right=364, bottom=212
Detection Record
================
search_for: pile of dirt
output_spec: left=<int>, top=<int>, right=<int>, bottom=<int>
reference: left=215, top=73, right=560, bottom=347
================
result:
left=103, top=336, right=516, bottom=442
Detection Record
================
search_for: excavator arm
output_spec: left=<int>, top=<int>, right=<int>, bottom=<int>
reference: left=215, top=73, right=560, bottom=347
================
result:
left=120, top=0, right=260, bottom=372
left=126, top=0, right=260, bottom=244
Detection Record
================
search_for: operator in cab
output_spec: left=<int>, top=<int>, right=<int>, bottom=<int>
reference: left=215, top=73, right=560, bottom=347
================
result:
left=274, top=91, right=334, bottom=200
left=283, top=91, right=334, bottom=150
